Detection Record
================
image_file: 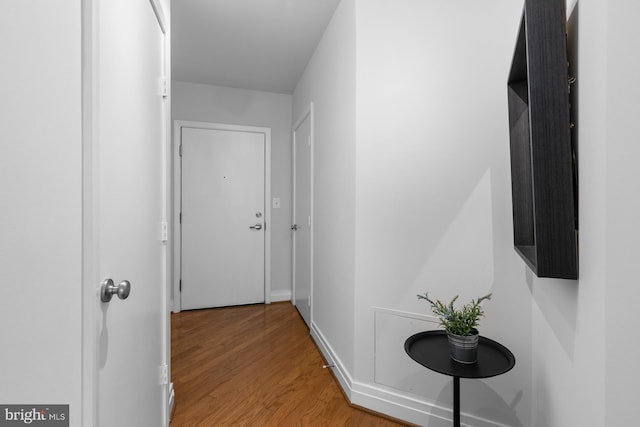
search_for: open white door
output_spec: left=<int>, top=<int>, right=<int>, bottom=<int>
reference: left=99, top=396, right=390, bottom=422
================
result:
left=84, top=0, right=169, bottom=425
left=292, top=105, right=313, bottom=328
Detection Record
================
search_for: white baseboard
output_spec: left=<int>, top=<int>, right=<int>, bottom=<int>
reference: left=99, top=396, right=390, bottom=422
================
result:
left=310, top=321, right=353, bottom=399
left=310, top=322, right=515, bottom=427
left=172, top=290, right=291, bottom=312
left=270, top=289, right=292, bottom=302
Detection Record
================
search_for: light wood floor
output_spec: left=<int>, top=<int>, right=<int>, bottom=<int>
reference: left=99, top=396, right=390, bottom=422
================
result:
left=171, top=302, right=408, bottom=426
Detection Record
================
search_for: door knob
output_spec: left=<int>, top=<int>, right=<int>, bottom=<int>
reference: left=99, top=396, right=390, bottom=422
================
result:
left=101, top=278, right=132, bottom=303
left=249, top=223, right=263, bottom=230
left=291, top=224, right=298, bottom=231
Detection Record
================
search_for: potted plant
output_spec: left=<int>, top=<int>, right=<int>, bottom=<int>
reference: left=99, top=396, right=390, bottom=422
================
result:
left=417, top=292, right=492, bottom=364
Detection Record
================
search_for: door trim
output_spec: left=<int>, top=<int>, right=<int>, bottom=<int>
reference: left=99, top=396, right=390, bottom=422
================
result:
left=173, top=120, right=272, bottom=312
left=148, top=1, right=172, bottom=424
left=149, top=0, right=168, bottom=34
left=292, top=103, right=314, bottom=325
left=81, top=3, right=98, bottom=425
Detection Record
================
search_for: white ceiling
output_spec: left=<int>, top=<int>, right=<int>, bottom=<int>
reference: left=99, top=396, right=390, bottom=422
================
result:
left=171, top=0, right=342, bottom=94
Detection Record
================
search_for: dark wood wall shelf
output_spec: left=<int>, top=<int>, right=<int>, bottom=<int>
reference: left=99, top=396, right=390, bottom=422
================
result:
left=507, top=0, right=578, bottom=279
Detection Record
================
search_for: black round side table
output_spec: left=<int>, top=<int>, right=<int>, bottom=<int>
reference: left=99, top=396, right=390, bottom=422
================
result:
left=405, top=330, right=515, bottom=427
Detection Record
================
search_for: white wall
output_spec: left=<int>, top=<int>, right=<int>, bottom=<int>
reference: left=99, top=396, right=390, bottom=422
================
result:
left=353, top=1, right=531, bottom=424
left=292, top=0, right=357, bottom=375
left=604, top=0, right=640, bottom=425
left=172, top=81, right=293, bottom=300
left=296, top=0, right=640, bottom=425
left=0, top=1, right=83, bottom=424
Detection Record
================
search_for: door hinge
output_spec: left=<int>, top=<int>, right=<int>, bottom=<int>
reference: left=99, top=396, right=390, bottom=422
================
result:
left=179, top=144, right=183, bottom=157
left=179, top=212, right=182, bottom=224
left=160, top=221, right=168, bottom=242
left=160, top=77, right=168, bottom=98
left=179, top=279, right=182, bottom=292
left=159, top=364, right=169, bottom=385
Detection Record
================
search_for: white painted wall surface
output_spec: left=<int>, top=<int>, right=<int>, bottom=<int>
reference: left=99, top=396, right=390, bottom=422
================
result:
left=0, top=1, right=83, bottom=424
left=292, top=0, right=357, bottom=376
left=172, top=81, right=292, bottom=301
left=605, top=0, right=640, bottom=425
left=353, top=1, right=531, bottom=424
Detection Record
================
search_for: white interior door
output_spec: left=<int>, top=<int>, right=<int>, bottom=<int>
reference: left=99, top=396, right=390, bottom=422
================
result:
left=93, top=1, right=167, bottom=426
left=181, top=125, right=268, bottom=310
left=293, top=107, right=313, bottom=327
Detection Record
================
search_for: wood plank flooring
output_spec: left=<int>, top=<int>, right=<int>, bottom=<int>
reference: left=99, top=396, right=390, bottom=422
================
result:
left=171, top=302, right=408, bottom=426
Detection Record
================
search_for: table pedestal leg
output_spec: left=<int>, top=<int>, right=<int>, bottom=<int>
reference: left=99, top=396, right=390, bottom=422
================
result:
left=453, top=376, right=460, bottom=427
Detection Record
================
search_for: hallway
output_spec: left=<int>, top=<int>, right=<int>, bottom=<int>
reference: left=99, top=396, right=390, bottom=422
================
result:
left=171, top=303, right=407, bottom=426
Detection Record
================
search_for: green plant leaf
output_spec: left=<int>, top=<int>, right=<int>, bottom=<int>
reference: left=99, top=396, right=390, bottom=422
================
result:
left=417, top=292, right=492, bottom=336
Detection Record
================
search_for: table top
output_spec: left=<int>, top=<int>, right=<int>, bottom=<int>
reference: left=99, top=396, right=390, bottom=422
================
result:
left=405, top=330, right=515, bottom=379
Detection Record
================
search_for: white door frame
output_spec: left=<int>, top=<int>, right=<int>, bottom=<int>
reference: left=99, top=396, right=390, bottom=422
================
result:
left=81, top=0, right=172, bottom=425
left=173, top=120, right=272, bottom=312
left=292, top=103, right=314, bottom=325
